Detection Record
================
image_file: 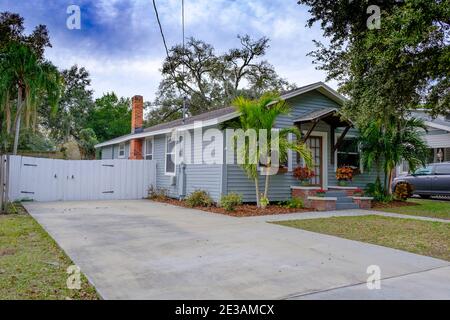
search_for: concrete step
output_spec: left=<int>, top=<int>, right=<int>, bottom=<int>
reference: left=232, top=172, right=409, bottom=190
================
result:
left=325, top=191, right=348, bottom=197
left=336, top=197, right=354, bottom=204
left=335, top=202, right=359, bottom=210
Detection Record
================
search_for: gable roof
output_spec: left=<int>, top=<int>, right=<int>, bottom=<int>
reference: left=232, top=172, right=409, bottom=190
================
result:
left=95, top=82, right=345, bottom=148
left=411, top=111, right=450, bottom=132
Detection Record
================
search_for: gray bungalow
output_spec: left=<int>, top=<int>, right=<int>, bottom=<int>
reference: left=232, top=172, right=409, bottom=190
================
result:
left=95, top=82, right=379, bottom=204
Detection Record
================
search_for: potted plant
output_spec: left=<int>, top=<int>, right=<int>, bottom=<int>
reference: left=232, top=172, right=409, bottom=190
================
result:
left=293, top=166, right=315, bottom=186
left=316, top=188, right=326, bottom=197
left=353, top=188, right=364, bottom=196
left=336, top=166, right=353, bottom=186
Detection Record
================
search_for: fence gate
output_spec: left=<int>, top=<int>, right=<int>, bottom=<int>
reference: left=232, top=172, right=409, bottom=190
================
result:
left=7, top=156, right=156, bottom=202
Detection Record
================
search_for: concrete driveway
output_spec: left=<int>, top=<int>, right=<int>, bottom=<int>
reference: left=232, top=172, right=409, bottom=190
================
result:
left=24, top=200, right=450, bottom=300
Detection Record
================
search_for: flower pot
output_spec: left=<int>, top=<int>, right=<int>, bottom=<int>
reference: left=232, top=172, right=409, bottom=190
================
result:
left=300, top=180, right=310, bottom=186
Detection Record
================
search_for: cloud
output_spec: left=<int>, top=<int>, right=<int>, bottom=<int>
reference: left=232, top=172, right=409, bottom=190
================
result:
left=4, top=0, right=336, bottom=101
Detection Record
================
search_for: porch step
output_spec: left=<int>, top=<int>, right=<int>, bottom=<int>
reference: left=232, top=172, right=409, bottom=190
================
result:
left=336, top=197, right=354, bottom=204
left=335, top=202, right=359, bottom=210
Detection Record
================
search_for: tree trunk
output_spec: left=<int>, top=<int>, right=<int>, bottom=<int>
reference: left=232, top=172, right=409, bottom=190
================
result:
left=5, top=92, right=11, bottom=134
left=264, top=170, right=270, bottom=199
left=13, top=88, right=23, bottom=155
left=254, top=177, right=260, bottom=207
left=387, top=168, right=394, bottom=195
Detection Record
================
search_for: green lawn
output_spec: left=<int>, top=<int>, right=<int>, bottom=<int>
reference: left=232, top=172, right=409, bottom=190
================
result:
left=0, top=207, right=99, bottom=300
left=375, top=198, right=450, bottom=220
left=274, top=215, right=450, bottom=261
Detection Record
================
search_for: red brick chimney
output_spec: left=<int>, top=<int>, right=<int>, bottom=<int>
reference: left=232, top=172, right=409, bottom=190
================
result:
left=131, top=95, right=143, bottom=133
left=130, top=95, right=143, bottom=159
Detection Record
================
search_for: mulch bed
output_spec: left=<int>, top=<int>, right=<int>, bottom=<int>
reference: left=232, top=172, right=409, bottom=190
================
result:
left=149, top=197, right=312, bottom=217
left=372, top=200, right=419, bottom=209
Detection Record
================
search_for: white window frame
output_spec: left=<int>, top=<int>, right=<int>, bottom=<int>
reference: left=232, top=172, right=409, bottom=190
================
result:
left=144, top=137, right=154, bottom=160
left=118, top=142, right=126, bottom=159
left=334, top=134, right=363, bottom=173
left=165, top=134, right=176, bottom=176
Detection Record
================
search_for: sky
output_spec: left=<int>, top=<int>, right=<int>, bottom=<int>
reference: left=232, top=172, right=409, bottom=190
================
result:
left=1, top=0, right=336, bottom=101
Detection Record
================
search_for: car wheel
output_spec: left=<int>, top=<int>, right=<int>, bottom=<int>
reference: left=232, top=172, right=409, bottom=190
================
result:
left=419, top=194, right=431, bottom=199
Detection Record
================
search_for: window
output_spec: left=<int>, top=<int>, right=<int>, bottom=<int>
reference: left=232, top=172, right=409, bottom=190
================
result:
left=337, top=137, right=360, bottom=169
left=145, top=138, right=153, bottom=160
left=165, top=134, right=176, bottom=175
left=413, top=165, right=433, bottom=175
left=435, top=164, right=450, bottom=175
left=118, top=143, right=126, bottom=158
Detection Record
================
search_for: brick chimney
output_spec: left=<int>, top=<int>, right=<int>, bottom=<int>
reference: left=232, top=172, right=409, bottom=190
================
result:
left=131, top=95, right=144, bottom=133
left=130, top=95, right=144, bottom=159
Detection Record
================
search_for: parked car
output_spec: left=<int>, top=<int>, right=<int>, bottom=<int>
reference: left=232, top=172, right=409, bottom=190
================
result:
left=392, top=162, right=450, bottom=198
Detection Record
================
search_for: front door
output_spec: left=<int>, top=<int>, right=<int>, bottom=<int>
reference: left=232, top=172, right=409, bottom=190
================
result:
left=305, top=136, right=323, bottom=187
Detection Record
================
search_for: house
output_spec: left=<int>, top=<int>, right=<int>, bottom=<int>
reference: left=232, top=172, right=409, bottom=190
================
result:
left=95, top=82, right=379, bottom=208
left=396, top=110, right=450, bottom=176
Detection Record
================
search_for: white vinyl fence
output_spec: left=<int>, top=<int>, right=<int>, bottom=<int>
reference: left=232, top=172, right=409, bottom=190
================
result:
left=5, top=155, right=156, bottom=202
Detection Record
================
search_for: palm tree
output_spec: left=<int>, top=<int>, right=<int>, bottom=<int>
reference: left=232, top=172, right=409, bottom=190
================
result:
left=359, top=116, right=429, bottom=194
left=0, top=42, right=61, bottom=154
left=231, top=93, right=312, bottom=207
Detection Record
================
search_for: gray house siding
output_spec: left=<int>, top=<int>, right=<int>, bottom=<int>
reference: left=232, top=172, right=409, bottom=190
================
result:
left=99, top=90, right=381, bottom=203
left=100, top=126, right=224, bottom=201
left=100, top=142, right=130, bottom=160
left=226, top=90, right=380, bottom=202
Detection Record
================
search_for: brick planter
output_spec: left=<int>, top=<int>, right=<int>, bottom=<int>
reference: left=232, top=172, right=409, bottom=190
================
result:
left=291, top=186, right=321, bottom=208
left=352, top=197, right=374, bottom=209
left=308, top=196, right=337, bottom=211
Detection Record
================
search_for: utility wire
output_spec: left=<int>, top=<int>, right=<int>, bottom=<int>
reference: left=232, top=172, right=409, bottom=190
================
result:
left=152, top=0, right=170, bottom=58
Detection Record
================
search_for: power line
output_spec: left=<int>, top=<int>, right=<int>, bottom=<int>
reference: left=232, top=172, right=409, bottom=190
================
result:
left=152, top=0, right=170, bottom=58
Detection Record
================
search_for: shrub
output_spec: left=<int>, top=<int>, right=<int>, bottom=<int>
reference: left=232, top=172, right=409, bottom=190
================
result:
left=186, top=190, right=214, bottom=207
left=260, top=195, right=269, bottom=209
left=284, top=197, right=304, bottom=209
left=394, top=182, right=413, bottom=201
left=365, top=180, right=394, bottom=202
left=148, top=186, right=169, bottom=201
left=219, top=193, right=243, bottom=211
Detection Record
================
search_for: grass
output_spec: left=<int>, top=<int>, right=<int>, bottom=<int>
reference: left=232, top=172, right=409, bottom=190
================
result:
left=0, top=205, right=99, bottom=300
left=375, top=198, right=450, bottom=220
left=274, top=215, right=450, bottom=261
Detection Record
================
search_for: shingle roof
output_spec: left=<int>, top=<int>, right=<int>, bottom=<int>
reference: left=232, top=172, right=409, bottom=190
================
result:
left=144, top=106, right=236, bottom=133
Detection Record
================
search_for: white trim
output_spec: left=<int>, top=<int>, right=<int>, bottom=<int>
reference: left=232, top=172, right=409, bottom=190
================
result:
left=293, top=108, right=338, bottom=123
left=144, top=137, right=154, bottom=160
left=118, top=142, right=126, bottom=159
left=301, top=130, right=328, bottom=189
left=328, top=186, right=358, bottom=190
left=290, top=186, right=321, bottom=190
left=95, top=112, right=239, bottom=148
left=424, top=121, right=450, bottom=132
left=281, top=82, right=347, bottom=105
left=308, top=196, right=337, bottom=201
left=164, top=134, right=176, bottom=176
